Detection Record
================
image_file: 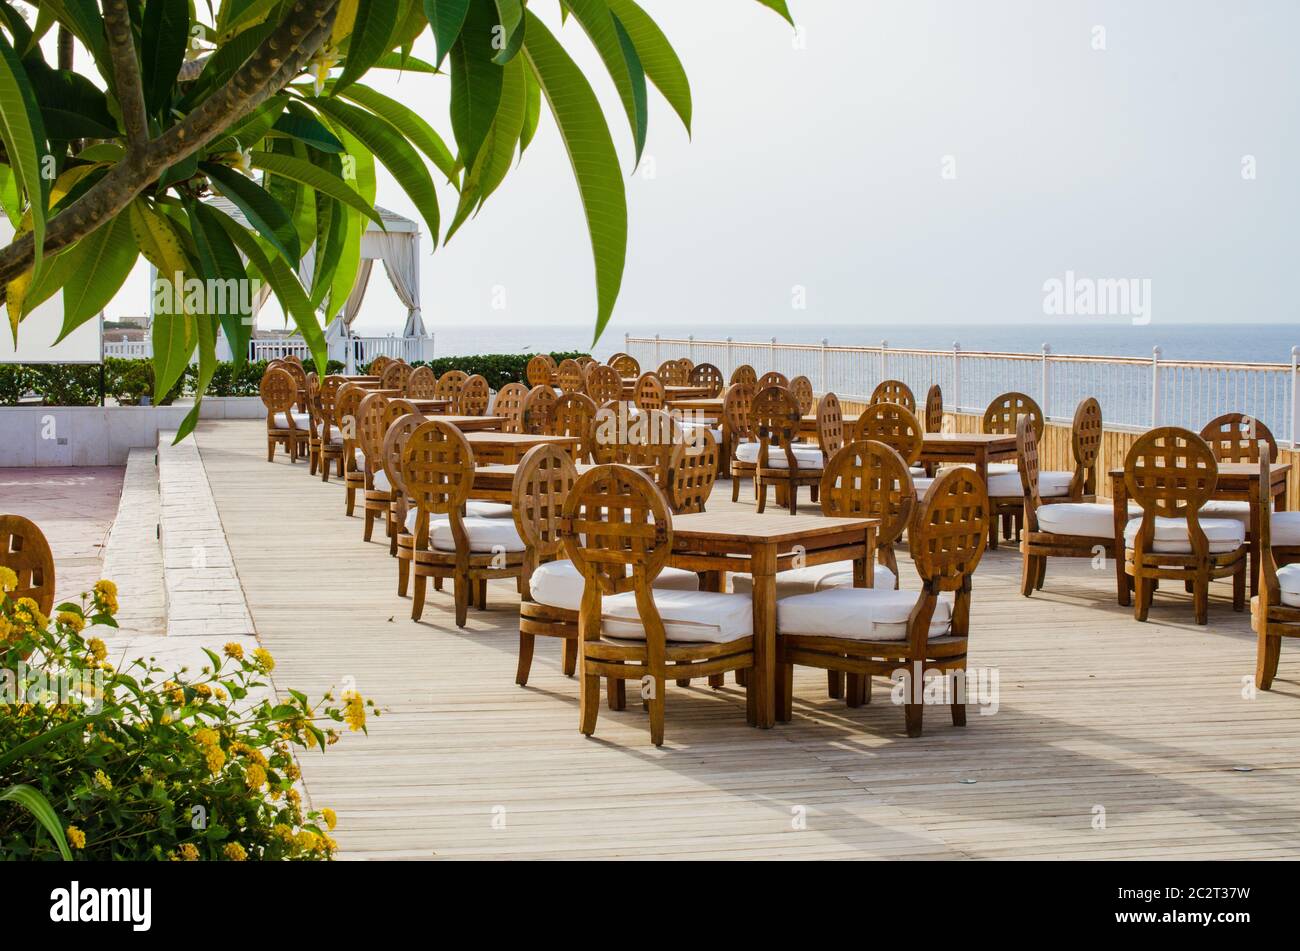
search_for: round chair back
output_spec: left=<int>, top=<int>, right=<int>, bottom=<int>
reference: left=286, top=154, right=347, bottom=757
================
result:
left=526, top=354, right=557, bottom=387
left=853, top=401, right=924, bottom=465
left=586, top=363, right=622, bottom=405
left=382, top=411, right=426, bottom=504
left=983, top=391, right=1043, bottom=439
left=380, top=361, right=412, bottom=392
left=0, top=514, right=56, bottom=616
left=821, top=440, right=915, bottom=549
left=552, top=392, right=598, bottom=462
left=815, top=392, right=844, bottom=458
left=924, top=384, right=943, bottom=433
left=523, top=384, right=557, bottom=434
left=751, top=386, right=801, bottom=467
left=459, top=374, right=490, bottom=416
left=790, top=375, right=814, bottom=415
left=1070, top=397, right=1104, bottom=497
left=634, top=373, right=665, bottom=411
left=870, top=379, right=915, bottom=414
left=406, top=366, right=437, bottom=399
left=657, top=360, right=689, bottom=385
left=729, top=364, right=757, bottom=386
left=403, top=420, right=475, bottom=522
left=561, top=465, right=672, bottom=595
left=909, top=467, right=990, bottom=592
left=757, top=370, right=789, bottom=390
left=260, top=366, right=296, bottom=425
left=512, top=444, right=579, bottom=562
left=610, top=353, right=640, bottom=378
left=688, top=362, right=724, bottom=396
left=723, top=381, right=757, bottom=442
left=669, top=429, right=720, bottom=514
left=433, top=369, right=468, bottom=406
left=1199, top=412, right=1278, bottom=464
left=556, top=359, right=586, bottom=394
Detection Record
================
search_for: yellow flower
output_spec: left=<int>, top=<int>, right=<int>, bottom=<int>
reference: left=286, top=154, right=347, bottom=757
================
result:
left=93, top=579, right=117, bottom=598
left=295, top=830, right=319, bottom=853
left=92, top=769, right=112, bottom=791
left=92, top=579, right=118, bottom=614
left=87, top=636, right=106, bottom=660
left=194, top=728, right=219, bottom=748
left=251, top=648, right=275, bottom=673
left=222, top=842, right=247, bottom=861
left=194, top=683, right=212, bottom=699
left=178, top=843, right=199, bottom=861
left=223, top=642, right=244, bottom=661
left=66, top=826, right=86, bottom=850
left=342, top=691, right=366, bottom=732
left=0, top=616, right=12, bottom=642
left=245, top=764, right=267, bottom=790
left=59, top=611, right=86, bottom=634
left=322, top=808, right=337, bottom=831
left=214, top=687, right=227, bottom=701
left=0, top=566, right=17, bottom=592
left=205, top=745, right=226, bottom=775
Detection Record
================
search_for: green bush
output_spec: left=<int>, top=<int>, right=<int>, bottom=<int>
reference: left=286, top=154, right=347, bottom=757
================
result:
left=405, top=351, right=590, bottom=391
left=0, top=573, right=374, bottom=861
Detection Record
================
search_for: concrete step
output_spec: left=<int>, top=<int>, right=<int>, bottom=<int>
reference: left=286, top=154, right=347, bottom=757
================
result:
left=101, top=448, right=165, bottom=637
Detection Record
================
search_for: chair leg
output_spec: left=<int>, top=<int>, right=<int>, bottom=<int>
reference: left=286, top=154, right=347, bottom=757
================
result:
left=1035, top=554, right=1047, bottom=590
left=1256, top=631, right=1281, bottom=690
left=736, top=668, right=748, bottom=687
left=675, top=675, right=691, bottom=687
left=987, top=519, right=999, bottom=551
left=707, top=673, right=724, bottom=689
left=266, top=439, right=275, bottom=462
left=607, top=677, right=626, bottom=711
left=562, top=638, right=578, bottom=677
left=580, top=669, right=601, bottom=736
left=1133, top=574, right=1151, bottom=622
left=648, top=680, right=666, bottom=747
left=845, top=673, right=866, bottom=708
left=787, top=480, right=797, bottom=515
left=731, top=475, right=741, bottom=502
left=951, top=698, right=967, bottom=727
left=1232, top=561, right=1246, bottom=612
left=320, top=453, right=329, bottom=482
left=904, top=702, right=924, bottom=738
left=1193, top=570, right=1209, bottom=625
left=345, top=486, right=356, bottom=517
left=453, top=574, right=470, bottom=627
left=1020, top=552, right=1038, bottom=598
left=397, top=557, right=410, bottom=597
left=363, top=509, right=375, bottom=542
left=827, top=669, right=844, bottom=699
left=778, top=661, right=794, bottom=722
left=434, top=577, right=443, bottom=592
left=755, top=478, right=767, bottom=514
left=515, top=631, right=535, bottom=686
left=410, top=575, right=426, bottom=621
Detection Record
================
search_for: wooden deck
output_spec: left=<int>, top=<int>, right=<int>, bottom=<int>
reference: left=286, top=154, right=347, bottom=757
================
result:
left=196, top=420, right=1300, bottom=860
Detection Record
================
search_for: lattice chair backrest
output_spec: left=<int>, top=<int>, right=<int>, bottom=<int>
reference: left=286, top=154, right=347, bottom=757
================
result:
left=1069, top=397, right=1103, bottom=498
left=816, top=392, right=844, bottom=457
left=556, top=359, right=586, bottom=394
left=1124, top=427, right=1219, bottom=522
left=729, top=364, right=757, bottom=386
left=688, top=362, right=724, bottom=396
left=757, top=370, right=789, bottom=391
left=281, top=360, right=308, bottom=408
left=380, top=361, right=412, bottom=392
left=723, top=382, right=757, bottom=442
left=433, top=369, right=468, bottom=405
left=402, top=420, right=475, bottom=525
left=853, top=401, right=924, bottom=466
left=459, top=374, right=490, bottom=416
left=335, top=383, right=364, bottom=444
left=523, top=384, right=558, bottom=434
left=552, top=392, right=598, bottom=462
left=260, top=366, right=296, bottom=422
left=512, top=444, right=579, bottom=562
left=0, top=514, right=56, bottom=617
left=356, top=392, right=390, bottom=470
left=593, top=406, right=676, bottom=487
left=1016, top=415, right=1042, bottom=514
left=655, top=360, right=686, bottom=385
left=610, top=353, right=640, bottom=378
left=870, top=379, right=915, bottom=414
left=1199, top=412, right=1278, bottom=464
left=790, top=376, right=814, bottom=415
left=752, top=385, right=802, bottom=468
left=924, top=384, right=943, bottom=433
left=494, top=382, right=529, bottom=433
left=983, top=391, right=1043, bottom=439
left=634, top=373, right=665, bottom=411
left=381, top=412, right=426, bottom=503
left=820, top=440, right=916, bottom=548
left=367, top=355, right=391, bottom=376
left=526, top=354, right=557, bottom=387
left=669, top=429, right=720, bottom=514
left=586, top=364, right=622, bottom=405
left=560, top=465, right=673, bottom=598
left=909, top=466, right=989, bottom=593
left=406, top=366, right=437, bottom=399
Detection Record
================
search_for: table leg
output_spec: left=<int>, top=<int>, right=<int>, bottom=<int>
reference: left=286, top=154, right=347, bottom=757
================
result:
left=750, top=543, right=776, bottom=729
left=1249, top=488, right=1261, bottom=598
left=1112, top=473, right=1130, bottom=606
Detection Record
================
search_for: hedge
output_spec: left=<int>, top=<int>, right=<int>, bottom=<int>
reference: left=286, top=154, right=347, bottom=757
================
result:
left=0, top=353, right=587, bottom=406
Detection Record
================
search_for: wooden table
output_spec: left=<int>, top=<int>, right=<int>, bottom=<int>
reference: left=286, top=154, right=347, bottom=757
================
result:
left=666, top=396, right=724, bottom=416
left=341, top=375, right=380, bottom=384
left=464, top=431, right=580, bottom=465
left=918, top=433, right=1017, bottom=480
left=409, top=398, right=452, bottom=414
left=667, top=512, right=880, bottom=729
left=1110, top=461, right=1290, bottom=599
left=471, top=462, right=652, bottom=502
left=799, top=412, right=861, bottom=440
left=437, top=414, right=505, bottom=432
left=621, top=383, right=714, bottom=401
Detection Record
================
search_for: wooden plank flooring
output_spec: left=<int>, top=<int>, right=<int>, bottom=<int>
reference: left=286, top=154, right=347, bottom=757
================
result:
left=196, top=420, right=1300, bottom=860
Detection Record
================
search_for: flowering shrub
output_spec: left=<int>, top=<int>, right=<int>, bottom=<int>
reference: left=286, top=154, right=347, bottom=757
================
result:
left=0, top=569, right=374, bottom=860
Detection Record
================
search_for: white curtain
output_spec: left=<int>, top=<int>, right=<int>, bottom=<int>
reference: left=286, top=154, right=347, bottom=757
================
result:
left=324, top=259, right=374, bottom=341
left=363, top=231, right=424, bottom=337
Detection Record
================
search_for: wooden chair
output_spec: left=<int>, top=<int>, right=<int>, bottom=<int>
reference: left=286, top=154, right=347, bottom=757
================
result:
left=1251, top=454, right=1300, bottom=689
left=790, top=376, right=814, bottom=416
left=777, top=467, right=988, bottom=736
left=380, top=361, right=412, bottom=392
left=526, top=354, right=557, bottom=387
left=633, top=373, right=665, bottom=412
left=749, top=386, right=824, bottom=515
left=406, top=366, right=437, bottom=399
left=494, top=381, right=530, bottom=433
left=403, top=420, right=526, bottom=627
left=280, top=359, right=310, bottom=413
left=336, top=383, right=366, bottom=516
left=383, top=411, right=427, bottom=566
left=522, top=384, right=557, bottom=434
left=357, top=392, right=398, bottom=543
left=459, top=374, right=490, bottom=416
left=1066, top=397, right=1103, bottom=501
left=434, top=369, right=468, bottom=409
left=260, top=366, right=309, bottom=462
left=852, top=401, right=924, bottom=471
left=675, top=357, right=694, bottom=375
left=367, top=355, right=392, bottom=377
left=870, top=380, right=915, bottom=414
left=730, top=364, right=757, bottom=387
left=668, top=430, right=720, bottom=514
left=316, top=375, right=348, bottom=481
left=1016, top=415, right=1122, bottom=598
left=551, top=392, right=598, bottom=462
left=556, top=359, right=586, bottom=394
left=981, top=391, right=1046, bottom=545
left=610, top=353, right=640, bottom=379
left=0, top=514, right=56, bottom=617
left=757, top=370, right=789, bottom=391
left=924, top=384, right=943, bottom=433
left=724, top=382, right=758, bottom=503
left=657, top=360, right=689, bottom=385
left=586, top=363, right=623, bottom=405
left=593, top=406, right=677, bottom=493
left=815, top=392, right=844, bottom=460
left=1122, top=427, right=1247, bottom=625
left=1199, top=413, right=1279, bottom=529
left=822, top=440, right=915, bottom=588
left=560, top=465, right=755, bottom=747
left=688, top=362, right=724, bottom=396
left=304, top=376, right=325, bottom=476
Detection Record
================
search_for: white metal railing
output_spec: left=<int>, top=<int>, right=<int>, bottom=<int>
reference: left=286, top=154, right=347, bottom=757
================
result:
left=248, top=335, right=432, bottom=365
left=104, top=340, right=151, bottom=358
left=626, top=334, right=1300, bottom=446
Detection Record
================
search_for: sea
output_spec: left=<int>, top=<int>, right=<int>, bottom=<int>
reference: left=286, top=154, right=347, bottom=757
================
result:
left=429, top=321, right=1299, bottom=365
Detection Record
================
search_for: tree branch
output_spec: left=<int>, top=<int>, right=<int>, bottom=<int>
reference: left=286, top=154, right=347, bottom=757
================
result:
left=0, top=0, right=339, bottom=288
left=102, top=0, right=149, bottom=154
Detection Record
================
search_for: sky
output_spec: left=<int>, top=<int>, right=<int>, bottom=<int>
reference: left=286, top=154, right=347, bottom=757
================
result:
left=99, top=0, right=1299, bottom=339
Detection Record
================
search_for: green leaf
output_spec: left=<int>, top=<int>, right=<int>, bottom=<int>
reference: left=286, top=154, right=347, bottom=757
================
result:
left=312, top=97, right=440, bottom=244
left=335, top=0, right=400, bottom=94
left=492, top=0, right=525, bottom=64
left=32, top=0, right=108, bottom=75
left=565, top=0, right=648, bottom=165
left=606, top=0, right=691, bottom=134
left=202, top=162, right=302, bottom=264
left=522, top=11, right=626, bottom=343
left=371, top=51, right=439, bottom=73
left=447, top=54, right=525, bottom=240
left=335, top=83, right=459, bottom=184
left=754, top=0, right=795, bottom=26
left=309, top=194, right=345, bottom=308
left=249, top=150, right=385, bottom=229
left=519, top=68, right=541, bottom=157
left=51, top=215, right=138, bottom=342
left=141, top=0, right=189, bottom=114
left=189, top=201, right=254, bottom=367
left=272, top=105, right=346, bottom=153
left=1, top=785, right=71, bottom=861
left=131, top=200, right=197, bottom=398
left=0, top=163, right=20, bottom=226
left=424, top=0, right=471, bottom=68
left=0, top=30, right=48, bottom=271
left=0, top=715, right=99, bottom=769
left=449, top=0, right=504, bottom=171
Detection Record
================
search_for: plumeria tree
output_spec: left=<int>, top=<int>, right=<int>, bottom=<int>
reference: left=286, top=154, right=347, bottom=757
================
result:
left=0, top=0, right=792, bottom=433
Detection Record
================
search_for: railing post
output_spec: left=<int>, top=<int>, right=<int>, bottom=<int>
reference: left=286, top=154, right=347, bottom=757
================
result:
left=1291, top=345, right=1299, bottom=448
left=654, top=333, right=661, bottom=364
left=770, top=336, right=777, bottom=371
left=726, top=336, right=734, bottom=376
left=1041, top=343, right=1051, bottom=419
left=820, top=338, right=828, bottom=393
left=687, top=334, right=694, bottom=362
left=624, top=332, right=630, bottom=361
left=1151, top=346, right=1162, bottom=426
left=952, top=342, right=961, bottom=413
left=880, top=340, right=888, bottom=380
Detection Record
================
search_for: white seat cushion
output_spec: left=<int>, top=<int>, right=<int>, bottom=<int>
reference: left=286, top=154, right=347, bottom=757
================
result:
left=354, top=448, right=365, bottom=468
left=275, top=411, right=311, bottom=430
left=403, top=509, right=448, bottom=535
left=777, top=587, right=953, bottom=642
left=602, top=589, right=752, bottom=644
left=466, top=501, right=514, bottom=518
left=1277, top=563, right=1300, bottom=608
left=987, top=469, right=1072, bottom=498
left=735, top=442, right=824, bottom=470
left=1200, top=500, right=1250, bottom=527
left=913, top=477, right=934, bottom=494
left=529, top=560, right=700, bottom=611
left=1272, top=511, right=1300, bottom=547
left=731, top=560, right=897, bottom=596
left=680, top=420, right=723, bottom=442
left=1123, top=515, right=1246, bottom=555
left=328, top=433, right=344, bottom=446
left=372, top=469, right=392, bottom=493
left=1036, top=502, right=1119, bottom=538
left=432, top=516, right=525, bottom=553
left=909, top=466, right=927, bottom=478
